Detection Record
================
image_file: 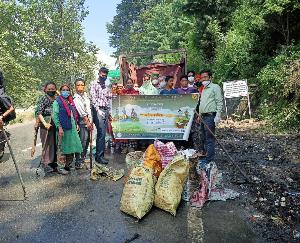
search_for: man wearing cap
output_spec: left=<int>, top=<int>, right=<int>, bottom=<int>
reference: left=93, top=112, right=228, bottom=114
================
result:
left=197, top=69, right=223, bottom=162
left=90, top=67, right=111, bottom=164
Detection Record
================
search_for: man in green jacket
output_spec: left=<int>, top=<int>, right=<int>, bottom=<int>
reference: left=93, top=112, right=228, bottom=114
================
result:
left=197, top=69, right=223, bottom=162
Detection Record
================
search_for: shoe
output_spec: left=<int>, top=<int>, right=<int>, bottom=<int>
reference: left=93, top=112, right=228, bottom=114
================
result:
left=128, top=147, right=135, bottom=153
left=64, top=166, right=71, bottom=171
left=121, top=147, right=128, bottom=154
left=57, top=168, right=69, bottom=175
left=95, top=157, right=109, bottom=164
left=75, top=163, right=84, bottom=170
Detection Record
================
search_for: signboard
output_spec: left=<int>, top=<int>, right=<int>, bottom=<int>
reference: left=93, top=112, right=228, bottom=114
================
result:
left=223, top=80, right=248, bottom=98
left=111, top=94, right=199, bottom=140
left=222, top=79, right=252, bottom=120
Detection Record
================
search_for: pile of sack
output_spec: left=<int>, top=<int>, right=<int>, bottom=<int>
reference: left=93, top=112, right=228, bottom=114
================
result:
left=120, top=141, right=189, bottom=219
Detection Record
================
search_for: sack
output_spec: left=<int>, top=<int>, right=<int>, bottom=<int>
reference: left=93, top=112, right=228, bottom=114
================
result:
left=143, top=144, right=162, bottom=177
left=154, top=155, right=189, bottom=216
left=125, top=151, right=144, bottom=170
left=154, top=140, right=177, bottom=168
left=120, top=166, right=155, bottom=219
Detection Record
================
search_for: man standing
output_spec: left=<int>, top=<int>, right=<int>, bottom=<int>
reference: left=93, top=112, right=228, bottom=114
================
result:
left=90, top=67, right=111, bottom=164
left=73, top=78, right=93, bottom=169
left=197, top=69, right=223, bottom=162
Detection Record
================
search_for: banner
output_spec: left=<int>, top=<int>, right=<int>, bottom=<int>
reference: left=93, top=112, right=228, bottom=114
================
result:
left=111, top=94, right=199, bottom=140
left=223, top=80, right=248, bottom=98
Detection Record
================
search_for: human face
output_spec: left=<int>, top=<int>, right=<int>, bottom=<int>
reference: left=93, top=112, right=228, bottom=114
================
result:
left=45, top=84, right=56, bottom=92
left=99, top=71, right=107, bottom=78
left=167, top=78, right=174, bottom=88
left=127, top=79, right=133, bottom=86
left=187, top=72, right=194, bottom=77
left=60, top=85, right=70, bottom=98
left=75, top=81, right=85, bottom=93
left=180, top=78, right=188, bottom=88
left=200, top=72, right=210, bottom=81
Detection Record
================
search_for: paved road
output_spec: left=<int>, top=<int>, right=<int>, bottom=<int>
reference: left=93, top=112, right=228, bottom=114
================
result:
left=0, top=122, right=258, bottom=243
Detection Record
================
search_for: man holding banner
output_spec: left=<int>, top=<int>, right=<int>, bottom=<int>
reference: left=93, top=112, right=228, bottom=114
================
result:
left=197, top=69, right=223, bottom=162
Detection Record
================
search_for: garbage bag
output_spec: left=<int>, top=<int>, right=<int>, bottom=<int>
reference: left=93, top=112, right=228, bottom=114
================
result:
left=154, top=140, right=177, bottom=168
left=120, top=166, right=155, bottom=219
left=90, top=164, right=124, bottom=181
left=154, top=155, right=189, bottom=216
left=125, top=151, right=144, bottom=170
left=143, top=144, right=162, bottom=177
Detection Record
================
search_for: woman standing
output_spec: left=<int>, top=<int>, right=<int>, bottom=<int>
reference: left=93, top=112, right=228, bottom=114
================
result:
left=52, top=84, right=83, bottom=174
left=35, top=81, right=58, bottom=174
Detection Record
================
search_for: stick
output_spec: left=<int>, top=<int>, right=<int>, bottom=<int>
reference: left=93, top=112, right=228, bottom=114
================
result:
left=31, top=126, right=39, bottom=157
left=89, top=129, right=93, bottom=170
left=195, top=111, right=251, bottom=183
left=2, top=127, right=27, bottom=199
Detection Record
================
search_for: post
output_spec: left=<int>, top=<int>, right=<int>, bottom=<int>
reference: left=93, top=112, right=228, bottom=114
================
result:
left=224, top=97, right=229, bottom=124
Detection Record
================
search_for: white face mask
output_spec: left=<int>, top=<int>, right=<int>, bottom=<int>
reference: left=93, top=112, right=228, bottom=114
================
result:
left=188, top=76, right=194, bottom=83
left=152, top=79, right=159, bottom=85
left=159, top=81, right=166, bottom=89
left=133, top=86, right=139, bottom=91
left=202, top=80, right=211, bottom=87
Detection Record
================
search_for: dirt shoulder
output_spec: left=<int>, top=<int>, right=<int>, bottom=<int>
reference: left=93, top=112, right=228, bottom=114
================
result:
left=215, top=119, right=300, bottom=242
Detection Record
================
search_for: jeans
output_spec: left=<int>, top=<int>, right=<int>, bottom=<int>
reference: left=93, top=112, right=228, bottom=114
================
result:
left=200, top=115, right=216, bottom=162
left=75, top=124, right=90, bottom=165
left=92, top=106, right=109, bottom=159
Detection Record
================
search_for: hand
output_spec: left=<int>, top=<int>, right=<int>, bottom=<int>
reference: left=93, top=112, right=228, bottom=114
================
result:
left=34, top=122, right=39, bottom=130
left=196, top=115, right=200, bottom=123
left=214, top=113, right=221, bottom=126
left=0, top=116, right=3, bottom=128
left=77, top=125, right=80, bottom=132
left=87, top=121, right=93, bottom=131
left=58, top=127, right=64, bottom=138
left=44, top=123, right=51, bottom=130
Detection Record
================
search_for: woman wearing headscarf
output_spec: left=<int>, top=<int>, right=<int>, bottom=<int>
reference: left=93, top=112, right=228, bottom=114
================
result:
left=52, top=84, right=83, bottom=174
left=35, top=81, right=58, bottom=174
left=139, top=73, right=159, bottom=95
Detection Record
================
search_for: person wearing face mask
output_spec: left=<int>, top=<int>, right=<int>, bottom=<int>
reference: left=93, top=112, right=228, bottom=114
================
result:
left=52, top=84, right=83, bottom=174
left=187, top=70, right=196, bottom=88
left=122, top=78, right=139, bottom=95
left=90, top=67, right=112, bottom=164
left=73, top=78, right=93, bottom=169
left=35, top=81, right=59, bottom=174
left=176, top=75, right=198, bottom=94
left=160, top=76, right=178, bottom=95
left=139, top=73, right=159, bottom=95
left=197, top=69, right=223, bottom=162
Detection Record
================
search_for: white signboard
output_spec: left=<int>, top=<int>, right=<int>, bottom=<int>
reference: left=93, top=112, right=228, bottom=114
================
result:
left=223, top=80, right=248, bottom=98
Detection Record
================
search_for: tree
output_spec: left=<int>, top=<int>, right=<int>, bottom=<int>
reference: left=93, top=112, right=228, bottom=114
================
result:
left=106, top=0, right=162, bottom=56
left=0, top=0, right=99, bottom=107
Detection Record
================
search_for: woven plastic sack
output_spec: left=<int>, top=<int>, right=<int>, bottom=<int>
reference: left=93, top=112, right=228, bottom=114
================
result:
left=143, top=144, right=162, bottom=177
left=125, top=151, right=144, bottom=170
left=154, top=155, right=189, bottom=216
left=154, top=140, right=177, bottom=168
left=120, top=166, right=155, bottom=219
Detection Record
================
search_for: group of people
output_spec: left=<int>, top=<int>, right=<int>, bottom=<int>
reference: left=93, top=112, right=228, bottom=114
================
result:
left=108, top=69, right=223, bottom=163
left=1, top=66, right=223, bottom=175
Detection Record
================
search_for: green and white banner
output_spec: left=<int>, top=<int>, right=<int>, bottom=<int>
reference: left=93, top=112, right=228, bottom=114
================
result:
left=111, top=94, right=199, bottom=140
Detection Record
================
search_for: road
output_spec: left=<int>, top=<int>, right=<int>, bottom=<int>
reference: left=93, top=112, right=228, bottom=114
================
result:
left=0, top=122, right=258, bottom=243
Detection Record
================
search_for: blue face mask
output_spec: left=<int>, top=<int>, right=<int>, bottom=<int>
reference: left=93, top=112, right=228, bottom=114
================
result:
left=61, top=90, right=70, bottom=98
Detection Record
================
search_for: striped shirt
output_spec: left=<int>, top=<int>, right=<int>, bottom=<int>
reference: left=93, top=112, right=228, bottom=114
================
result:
left=90, top=79, right=112, bottom=111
